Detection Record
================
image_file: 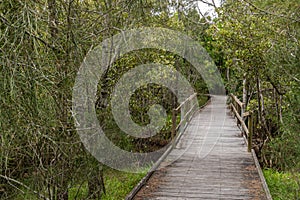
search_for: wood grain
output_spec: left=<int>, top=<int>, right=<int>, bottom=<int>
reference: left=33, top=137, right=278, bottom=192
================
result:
left=133, top=96, right=269, bottom=200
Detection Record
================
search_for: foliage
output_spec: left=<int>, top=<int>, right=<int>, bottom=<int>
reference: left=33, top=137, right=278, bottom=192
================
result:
left=14, top=168, right=147, bottom=200
left=1, top=0, right=299, bottom=198
left=101, top=169, right=147, bottom=200
left=0, top=0, right=211, bottom=198
left=208, top=0, right=300, bottom=198
left=264, top=169, right=300, bottom=200
left=210, top=0, right=300, bottom=170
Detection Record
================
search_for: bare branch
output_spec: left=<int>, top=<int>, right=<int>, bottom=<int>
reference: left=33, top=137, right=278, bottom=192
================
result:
left=0, top=14, right=62, bottom=54
left=196, top=3, right=210, bottom=23
left=194, top=0, right=215, bottom=7
left=0, top=175, right=49, bottom=200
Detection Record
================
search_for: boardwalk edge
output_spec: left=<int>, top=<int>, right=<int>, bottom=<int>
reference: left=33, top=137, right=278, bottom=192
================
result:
left=251, top=149, right=273, bottom=200
left=125, top=96, right=211, bottom=200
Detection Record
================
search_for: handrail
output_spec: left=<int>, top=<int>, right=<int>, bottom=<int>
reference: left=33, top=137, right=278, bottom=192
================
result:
left=230, top=94, right=272, bottom=200
left=171, top=93, right=198, bottom=146
left=174, top=93, right=197, bottom=112
left=229, top=94, right=254, bottom=152
left=231, top=94, right=244, bottom=108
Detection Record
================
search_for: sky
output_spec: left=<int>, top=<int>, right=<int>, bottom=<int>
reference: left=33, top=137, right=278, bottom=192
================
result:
left=197, top=0, right=222, bottom=17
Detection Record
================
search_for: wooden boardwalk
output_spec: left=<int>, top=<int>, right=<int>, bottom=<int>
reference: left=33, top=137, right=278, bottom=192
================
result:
left=133, top=96, right=269, bottom=200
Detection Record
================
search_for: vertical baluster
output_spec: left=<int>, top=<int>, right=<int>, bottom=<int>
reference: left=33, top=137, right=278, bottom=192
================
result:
left=248, top=111, right=253, bottom=152
left=171, top=109, right=177, bottom=147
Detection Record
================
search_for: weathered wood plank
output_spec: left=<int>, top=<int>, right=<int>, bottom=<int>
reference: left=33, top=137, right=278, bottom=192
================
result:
left=133, top=96, right=270, bottom=200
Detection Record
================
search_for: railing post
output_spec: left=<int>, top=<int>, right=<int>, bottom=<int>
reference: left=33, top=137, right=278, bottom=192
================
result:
left=171, top=109, right=177, bottom=147
left=230, top=95, right=233, bottom=112
left=240, top=103, right=243, bottom=118
left=248, top=111, right=253, bottom=152
left=236, top=102, right=239, bottom=127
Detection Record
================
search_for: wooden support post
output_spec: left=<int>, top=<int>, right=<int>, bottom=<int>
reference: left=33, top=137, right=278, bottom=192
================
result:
left=238, top=104, right=241, bottom=126
left=253, top=110, right=257, bottom=134
left=231, top=94, right=234, bottom=113
left=171, top=109, right=177, bottom=147
left=248, top=111, right=253, bottom=152
left=236, top=102, right=239, bottom=127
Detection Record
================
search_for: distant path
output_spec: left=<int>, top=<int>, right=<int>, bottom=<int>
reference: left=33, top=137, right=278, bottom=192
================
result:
left=133, top=95, right=268, bottom=199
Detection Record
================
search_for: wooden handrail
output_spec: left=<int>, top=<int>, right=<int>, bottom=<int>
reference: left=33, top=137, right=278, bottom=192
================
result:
left=230, top=93, right=244, bottom=108
left=174, top=93, right=197, bottom=112
left=231, top=102, right=249, bottom=136
left=230, top=94, right=254, bottom=152
left=171, top=93, right=198, bottom=146
left=175, top=101, right=197, bottom=131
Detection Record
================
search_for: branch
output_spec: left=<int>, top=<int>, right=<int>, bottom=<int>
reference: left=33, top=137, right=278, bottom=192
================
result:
left=0, top=14, right=62, bottom=54
left=196, top=3, right=220, bottom=31
left=24, top=31, right=62, bottom=54
left=244, top=0, right=300, bottom=23
left=211, top=0, right=217, bottom=9
left=266, top=75, right=286, bottom=95
left=0, top=174, right=49, bottom=200
left=195, top=0, right=215, bottom=8
left=196, top=3, right=210, bottom=23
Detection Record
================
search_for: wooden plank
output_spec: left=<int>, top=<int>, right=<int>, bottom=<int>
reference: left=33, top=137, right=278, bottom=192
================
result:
left=243, top=111, right=251, bottom=117
left=132, top=96, right=270, bottom=200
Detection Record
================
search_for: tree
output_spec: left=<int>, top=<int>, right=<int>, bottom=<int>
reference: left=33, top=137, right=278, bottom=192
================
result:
left=210, top=0, right=300, bottom=170
left=1, top=0, right=211, bottom=199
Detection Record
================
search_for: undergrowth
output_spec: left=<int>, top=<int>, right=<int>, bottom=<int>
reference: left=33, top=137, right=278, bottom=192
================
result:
left=264, top=169, right=299, bottom=200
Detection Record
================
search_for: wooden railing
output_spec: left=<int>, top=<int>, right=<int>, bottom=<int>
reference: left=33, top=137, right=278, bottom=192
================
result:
left=229, top=94, right=273, bottom=200
left=229, top=94, right=255, bottom=152
left=171, top=93, right=198, bottom=146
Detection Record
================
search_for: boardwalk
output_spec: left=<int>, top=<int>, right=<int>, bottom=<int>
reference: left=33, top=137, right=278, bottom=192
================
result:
left=133, top=96, right=268, bottom=200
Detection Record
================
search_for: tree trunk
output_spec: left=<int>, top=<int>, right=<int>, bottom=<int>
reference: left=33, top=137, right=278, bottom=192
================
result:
left=48, top=0, right=58, bottom=38
left=274, top=88, right=283, bottom=125
left=88, top=164, right=105, bottom=199
left=56, top=178, right=68, bottom=200
left=256, top=74, right=271, bottom=140
left=242, top=74, right=248, bottom=116
left=48, top=1, right=69, bottom=199
left=226, top=66, right=230, bottom=83
left=279, top=94, right=283, bottom=124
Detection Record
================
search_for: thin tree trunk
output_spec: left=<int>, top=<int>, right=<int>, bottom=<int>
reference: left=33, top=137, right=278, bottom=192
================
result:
left=48, top=0, right=58, bottom=38
left=274, top=88, right=280, bottom=124
left=274, top=90, right=283, bottom=124
left=56, top=176, right=68, bottom=200
left=279, top=94, right=283, bottom=124
left=88, top=164, right=105, bottom=199
left=256, top=74, right=271, bottom=140
left=242, top=74, right=248, bottom=117
left=48, top=1, right=69, bottom=199
left=88, top=1, right=114, bottom=197
left=226, top=66, right=230, bottom=83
